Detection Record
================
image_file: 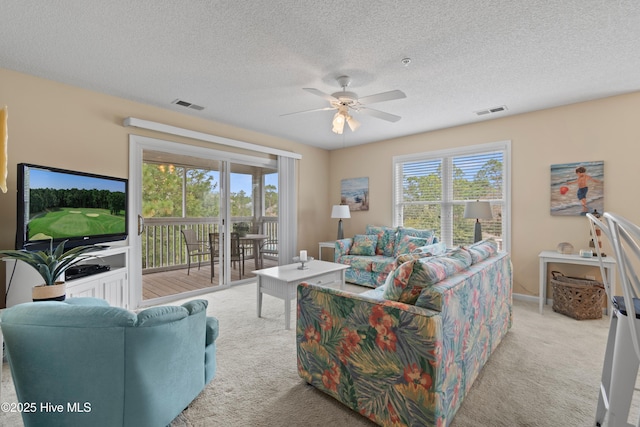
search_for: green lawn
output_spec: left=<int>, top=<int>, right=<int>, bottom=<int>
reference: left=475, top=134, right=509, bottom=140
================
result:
left=28, top=208, right=125, bottom=239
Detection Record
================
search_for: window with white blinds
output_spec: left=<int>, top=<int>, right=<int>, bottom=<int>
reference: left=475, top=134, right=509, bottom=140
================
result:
left=393, top=140, right=511, bottom=251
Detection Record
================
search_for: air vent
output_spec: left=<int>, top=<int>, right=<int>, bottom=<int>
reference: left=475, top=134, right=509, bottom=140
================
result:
left=474, top=105, right=508, bottom=116
left=171, top=99, right=206, bottom=111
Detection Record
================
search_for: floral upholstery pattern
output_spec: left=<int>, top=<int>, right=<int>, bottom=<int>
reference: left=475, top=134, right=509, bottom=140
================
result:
left=394, top=227, right=437, bottom=257
left=350, top=234, right=378, bottom=256
left=464, top=238, right=498, bottom=264
left=335, top=226, right=438, bottom=288
left=393, top=235, right=433, bottom=256
left=384, top=248, right=472, bottom=305
left=365, top=225, right=398, bottom=257
left=297, top=252, right=512, bottom=427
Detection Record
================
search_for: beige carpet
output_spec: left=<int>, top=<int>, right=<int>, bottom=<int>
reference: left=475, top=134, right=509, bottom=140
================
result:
left=0, top=282, right=626, bottom=426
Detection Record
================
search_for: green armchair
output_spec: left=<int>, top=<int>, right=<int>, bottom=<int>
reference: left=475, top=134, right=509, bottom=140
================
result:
left=1, top=297, right=218, bottom=427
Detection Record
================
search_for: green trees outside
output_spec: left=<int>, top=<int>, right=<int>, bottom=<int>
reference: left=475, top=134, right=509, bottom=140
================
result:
left=264, top=184, right=278, bottom=216
left=401, top=157, right=503, bottom=245
left=29, top=188, right=126, bottom=216
left=142, top=163, right=278, bottom=219
left=142, top=164, right=220, bottom=218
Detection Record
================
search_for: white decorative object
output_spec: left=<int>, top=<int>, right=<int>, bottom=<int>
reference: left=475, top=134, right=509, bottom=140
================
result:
left=556, top=242, right=574, bottom=255
left=579, top=249, right=593, bottom=258
left=299, top=250, right=307, bottom=261
left=292, top=256, right=314, bottom=270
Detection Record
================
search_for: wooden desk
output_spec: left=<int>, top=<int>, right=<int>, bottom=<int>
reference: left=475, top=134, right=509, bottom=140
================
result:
left=538, top=250, right=616, bottom=314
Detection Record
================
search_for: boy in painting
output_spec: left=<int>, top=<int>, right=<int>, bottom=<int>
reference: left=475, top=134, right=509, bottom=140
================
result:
left=567, top=166, right=602, bottom=214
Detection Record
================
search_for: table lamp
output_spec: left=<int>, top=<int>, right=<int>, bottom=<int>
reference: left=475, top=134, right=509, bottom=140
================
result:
left=331, top=205, right=351, bottom=240
left=464, top=200, right=493, bottom=243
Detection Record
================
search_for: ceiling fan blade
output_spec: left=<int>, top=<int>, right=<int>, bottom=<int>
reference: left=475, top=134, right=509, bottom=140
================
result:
left=280, top=106, right=336, bottom=117
left=302, top=88, right=338, bottom=102
left=358, top=90, right=407, bottom=105
left=358, top=107, right=402, bottom=123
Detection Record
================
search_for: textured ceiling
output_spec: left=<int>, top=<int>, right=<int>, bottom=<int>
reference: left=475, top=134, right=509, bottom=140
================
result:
left=1, top=1, right=639, bottom=150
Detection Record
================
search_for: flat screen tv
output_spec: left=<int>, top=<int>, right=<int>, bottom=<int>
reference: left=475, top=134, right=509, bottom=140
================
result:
left=16, top=163, right=128, bottom=251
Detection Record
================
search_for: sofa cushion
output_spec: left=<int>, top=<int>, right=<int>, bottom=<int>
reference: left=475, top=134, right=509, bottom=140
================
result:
left=350, top=234, right=378, bottom=256
left=365, top=225, right=397, bottom=257
left=394, top=235, right=434, bottom=256
left=409, top=247, right=472, bottom=287
left=394, top=242, right=447, bottom=264
left=383, top=248, right=473, bottom=305
left=413, top=241, right=447, bottom=256
left=464, top=238, right=498, bottom=264
left=369, top=256, right=396, bottom=274
left=338, top=255, right=375, bottom=271
left=339, top=254, right=394, bottom=274
left=394, top=227, right=437, bottom=256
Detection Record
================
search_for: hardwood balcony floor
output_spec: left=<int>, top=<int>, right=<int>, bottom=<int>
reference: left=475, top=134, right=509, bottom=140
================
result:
left=142, top=257, right=278, bottom=300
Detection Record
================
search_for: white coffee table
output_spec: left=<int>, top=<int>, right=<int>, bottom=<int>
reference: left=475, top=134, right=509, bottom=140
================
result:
left=253, top=260, right=349, bottom=330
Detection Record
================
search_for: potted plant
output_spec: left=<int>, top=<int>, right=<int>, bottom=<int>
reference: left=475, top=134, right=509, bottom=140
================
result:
left=0, top=239, right=100, bottom=301
left=233, top=222, right=250, bottom=237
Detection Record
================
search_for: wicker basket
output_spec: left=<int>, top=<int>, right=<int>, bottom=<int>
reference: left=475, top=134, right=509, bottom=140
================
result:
left=551, top=271, right=605, bottom=320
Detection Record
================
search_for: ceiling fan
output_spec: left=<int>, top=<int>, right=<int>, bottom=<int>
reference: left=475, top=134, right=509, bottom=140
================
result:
left=282, top=75, right=406, bottom=134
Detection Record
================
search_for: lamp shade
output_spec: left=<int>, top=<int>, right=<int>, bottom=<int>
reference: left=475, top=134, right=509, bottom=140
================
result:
left=331, top=205, right=351, bottom=219
left=464, top=201, right=493, bottom=219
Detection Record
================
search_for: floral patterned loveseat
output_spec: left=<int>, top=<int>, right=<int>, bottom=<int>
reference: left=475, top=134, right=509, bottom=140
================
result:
left=335, top=225, right=438, bottom=288
left=297, top=240, right=511, bottom=427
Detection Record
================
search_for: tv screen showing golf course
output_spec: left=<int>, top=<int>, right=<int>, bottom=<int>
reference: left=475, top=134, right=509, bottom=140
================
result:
left=18, top=164, right=128, bottom=249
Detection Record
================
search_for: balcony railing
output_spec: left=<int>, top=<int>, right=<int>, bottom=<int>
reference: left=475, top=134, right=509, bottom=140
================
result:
left=142, top=217, right=278, bottom=273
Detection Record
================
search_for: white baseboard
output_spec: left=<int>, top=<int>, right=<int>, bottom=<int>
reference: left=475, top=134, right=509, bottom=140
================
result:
left=513, top=293, right=544, bottom=303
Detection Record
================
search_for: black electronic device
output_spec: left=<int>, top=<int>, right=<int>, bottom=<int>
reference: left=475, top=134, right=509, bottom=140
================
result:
left=16, top=163, right=128, bottom=250
left=65, top=264, right=111, bottom=281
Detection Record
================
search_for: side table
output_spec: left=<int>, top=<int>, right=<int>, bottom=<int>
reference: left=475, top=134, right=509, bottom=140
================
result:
left=538, top=250, right=616, bottom=314
left=318, top=241, right=337, bottom=262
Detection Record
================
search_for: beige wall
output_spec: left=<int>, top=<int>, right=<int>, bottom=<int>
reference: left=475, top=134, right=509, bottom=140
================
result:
left=329, top=92, right=640, bottom=297
left=0, top=68, right=331, bottom=303
left=2, top=66, right=638, bottom=302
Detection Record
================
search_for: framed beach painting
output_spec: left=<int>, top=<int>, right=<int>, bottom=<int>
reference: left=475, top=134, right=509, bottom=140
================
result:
left=341, top=177, right=369, bottom=211
left=550, top=160, right=604, bottom=216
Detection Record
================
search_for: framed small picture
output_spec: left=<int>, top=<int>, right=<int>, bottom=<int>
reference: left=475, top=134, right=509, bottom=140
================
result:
left=550, top=161, right=604, bottom=216
left=341, top=177, right=369, bottom=211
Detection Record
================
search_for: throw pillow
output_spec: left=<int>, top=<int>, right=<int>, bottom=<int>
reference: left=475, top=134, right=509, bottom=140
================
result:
left=464, top=238, right=498, bottom=264
left=350, top=234, right=378, bottom=256
left=382, top=259, right=416, bottom=301
left=408, top=247, right=473, bottom=287
left=365, top=225, right=397, bottom=257
left=394, top=235, right=432, bottom=256
left=413, top=241, right=447, bottom=256
left=397, top=226, right=437, bottom=241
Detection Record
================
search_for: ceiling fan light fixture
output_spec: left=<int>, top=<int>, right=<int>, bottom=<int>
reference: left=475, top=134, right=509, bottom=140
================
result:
left=332, top=108, right=350, bottom=134
left=346, top=115, right=360, bottom=132
left=332, top=111, right=345, bottom=134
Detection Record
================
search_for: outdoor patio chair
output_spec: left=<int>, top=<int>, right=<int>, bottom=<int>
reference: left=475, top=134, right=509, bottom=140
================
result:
left=209, top=232, right=245, bottom=281
left=181, top=229, right=209, bottom=275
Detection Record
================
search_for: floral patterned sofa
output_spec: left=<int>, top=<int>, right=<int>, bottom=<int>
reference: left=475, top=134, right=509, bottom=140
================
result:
left=297, top=240, right=512, bottom=427
left=335, top=225, right=439, bottom=288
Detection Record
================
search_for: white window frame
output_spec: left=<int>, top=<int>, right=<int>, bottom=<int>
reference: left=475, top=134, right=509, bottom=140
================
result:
left=392, top=140, right=511, bottom=251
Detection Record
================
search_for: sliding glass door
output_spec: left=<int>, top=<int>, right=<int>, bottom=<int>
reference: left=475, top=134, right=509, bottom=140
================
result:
left=128, top=135, right=280, bottom=307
